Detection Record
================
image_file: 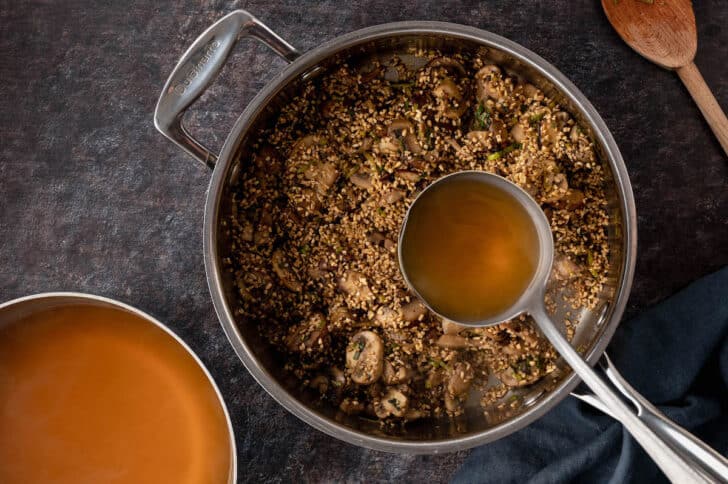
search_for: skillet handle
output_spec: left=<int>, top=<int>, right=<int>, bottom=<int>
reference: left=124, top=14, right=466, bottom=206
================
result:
left=572, top=354, right=728, bottom=483
left=154, top=10, right=299, bottom=168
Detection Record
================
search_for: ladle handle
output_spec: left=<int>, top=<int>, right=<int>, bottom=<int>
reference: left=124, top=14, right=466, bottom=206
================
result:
left=530, top=305, right=712, bottom=483
left=572, top=354, right=728, bottom=483
left=154, top=10, right=299, bottom=168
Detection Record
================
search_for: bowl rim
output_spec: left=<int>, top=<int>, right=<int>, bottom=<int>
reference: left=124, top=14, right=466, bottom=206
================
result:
left=203, top=20, right=637, bottom=453
left=0, top=291, right=239, bottom=479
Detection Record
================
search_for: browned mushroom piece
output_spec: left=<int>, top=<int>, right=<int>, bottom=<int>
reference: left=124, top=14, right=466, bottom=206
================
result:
left=383, top=188, right=405, bottom=204
left=345, top=331, right=384, bottom=385
left=374, top=305, right=399, bottom=327
left=382, top=360, right=412, bottom=385
left=552, top=254, right=583, bottom=281
left=374, top=387, right=409, bottom=418
left=395, top=170, right=421, bottom=183
left=328, top=305, right=352, bottom=326
left=272, top=249, right=302, bottom=292
left=447, top=361, right=474, bottom=397
left=497, top=365, right=542, bottom=387
left=338, top=270, right=374, bottom=304
left=401, top=300, right=427, bottom=322
left=284, top=312, right=328, bottom=353
left=436, top=334, right=469, bottom=349
left=305, top=162, right=339, bottom=195
left=350, top=170, right=374, bottom=190
left=510, top=123, right=526, bottom=144
left=475, top=65, right=503, bottom=102
left=378, top=136, right=402, bottom=155
left=425, top=56, right=467, bottom=76
left=441, top=319, right=467, bottom=335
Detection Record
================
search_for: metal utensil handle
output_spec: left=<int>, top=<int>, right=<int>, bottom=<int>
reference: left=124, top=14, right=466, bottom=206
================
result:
left=153, top=10, right=299, bottom=167
left=530, top=304, right=710, bottom=483
left=572, top=354, right=728, bottom=483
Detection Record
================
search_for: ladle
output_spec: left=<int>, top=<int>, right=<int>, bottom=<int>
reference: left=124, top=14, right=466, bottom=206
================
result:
left=398, top=171, right=728, bottom=483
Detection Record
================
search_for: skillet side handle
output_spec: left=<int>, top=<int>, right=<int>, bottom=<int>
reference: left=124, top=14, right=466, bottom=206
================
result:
left=572, top=354, right=728, bottom=483
left=154, top=10, right=299, bottom=168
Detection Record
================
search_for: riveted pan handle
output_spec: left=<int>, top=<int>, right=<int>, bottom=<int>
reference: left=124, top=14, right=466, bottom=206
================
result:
left=154, top=10, right=299, bottom=168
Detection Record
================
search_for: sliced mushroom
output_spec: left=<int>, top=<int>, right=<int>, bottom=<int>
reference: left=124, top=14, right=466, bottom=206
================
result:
left=521, top=83, right=539, bottom=99
left=510, top=123, right=526, bottom=144
left=569, top=125, right=581, bottom=143
left=401, top=300, right=426, bottom=322
left=272, top=249, right=302, bottom=292
left=367, top=231, right=386, bottom=247
left=444, top=392, right=465, bottom=413
left=338, top=270, right=374, bottom=304
left=346, top=331, right=384, bottom=384
left=395, top=170, right=420, bottom=183
left=433, top=77, right=462, bottom=101
left=305, top=162, right=338, bottom=195
left=433, top=77, right=467, bottom=119
left=552, top=254, right=582, bottom=281
left=284, top=312, right=328, bottom=353
left=447, top=361, right=474, bottom=396
left=374, top=388, right=409, bottom=418
left=378, top=136, right=401, bottom=155
left=436, top=334, right=469, bottom=349
left=290, top=134, right=317, bottom=156
left=475, top=65, right=503, bottom=102
left=328, top=305, right=352, bottom=326
left=382, top=360, right=411, bottom=385
left=374, top=305, right=399, bottom=327
left=350, top=171, right=373, bottom=190
left=497, top=366, right=541, bottom=387
left=387, top=118, right=415, bottom=136
left=425, top=56, right=467, bottom=76
left=442, top=319, right=466, bottom=335
left=383, top=188, right=405, bottom=204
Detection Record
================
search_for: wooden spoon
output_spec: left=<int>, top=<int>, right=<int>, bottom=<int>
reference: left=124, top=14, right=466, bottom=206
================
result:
left=602, top=0, right=728, bottom=154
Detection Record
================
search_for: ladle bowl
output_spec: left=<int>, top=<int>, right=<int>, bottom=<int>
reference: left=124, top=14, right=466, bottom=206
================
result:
left=399, top=171, right=728, bottom=483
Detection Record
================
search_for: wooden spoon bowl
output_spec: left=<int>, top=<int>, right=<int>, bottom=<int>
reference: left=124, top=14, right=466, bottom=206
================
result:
left=602, top=0, right=728, bottom=154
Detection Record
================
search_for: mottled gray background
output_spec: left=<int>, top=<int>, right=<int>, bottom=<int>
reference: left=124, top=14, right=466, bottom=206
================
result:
left=1, top=0, right=727, bottom=482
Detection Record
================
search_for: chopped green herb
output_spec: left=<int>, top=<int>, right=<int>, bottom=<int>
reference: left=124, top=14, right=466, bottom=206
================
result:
left=487, top=151, right=502, bottom=161
left=388, top=398, right=401, bottom=410
left=529, top=112, right=545, bottom=124
left=389, top=81, right=414, bottom=89
left=377, top=206, right=386, bottom=216
left=487, top=143, right=521, bottom=161
left=475, top=103, right=492, bottom=130
left=404, top=100, right=411, bottom=110
left=352, top=340, right=366, bottom=360
left=428, top=358, right=450, bottom=370
left=299, top=244, right=310, bottom=255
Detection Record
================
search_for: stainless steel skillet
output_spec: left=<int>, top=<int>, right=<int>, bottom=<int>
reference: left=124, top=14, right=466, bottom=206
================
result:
left=154, top=10, right=727, bottom=479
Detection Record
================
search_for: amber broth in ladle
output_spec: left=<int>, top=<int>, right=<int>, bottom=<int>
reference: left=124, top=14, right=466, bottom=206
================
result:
left=399, top=176, right=540, bottom=323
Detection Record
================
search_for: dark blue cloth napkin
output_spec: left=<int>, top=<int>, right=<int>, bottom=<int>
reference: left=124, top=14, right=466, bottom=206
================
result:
left=454, top=267, right=728, bottom=484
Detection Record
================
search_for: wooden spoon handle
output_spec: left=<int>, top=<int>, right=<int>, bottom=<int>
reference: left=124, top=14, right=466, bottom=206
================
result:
left=676, top=62, right=728, bottom=155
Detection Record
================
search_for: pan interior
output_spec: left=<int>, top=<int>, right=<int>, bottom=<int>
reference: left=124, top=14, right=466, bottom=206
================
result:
left=213, top=31, right=627, bottom=445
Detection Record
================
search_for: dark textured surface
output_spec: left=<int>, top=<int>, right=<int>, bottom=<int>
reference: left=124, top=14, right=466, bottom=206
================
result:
left=1, top=1, right=726, bottom=482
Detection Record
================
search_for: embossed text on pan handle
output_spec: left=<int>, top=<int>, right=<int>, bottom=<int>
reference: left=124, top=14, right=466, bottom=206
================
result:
left=154, top=10, right=300, bottom=168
